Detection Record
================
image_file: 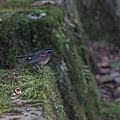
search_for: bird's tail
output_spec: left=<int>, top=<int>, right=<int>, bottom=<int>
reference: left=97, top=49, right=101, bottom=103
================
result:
left=16, top=55, right=31, bottom=58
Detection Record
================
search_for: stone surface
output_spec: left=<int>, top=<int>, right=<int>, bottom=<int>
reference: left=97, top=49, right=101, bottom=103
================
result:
left=98, top=75, right=113, bottom=83
left=0, top=106, right=43, bottom=120
left=114, top=77, right=120, bottom=84
left=113, top=87, right=120, bottom=98
left=110, top=72, right=120, bottom=77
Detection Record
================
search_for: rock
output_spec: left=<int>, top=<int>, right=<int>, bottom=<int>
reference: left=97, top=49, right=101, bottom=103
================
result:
left=95, top=74, right=101, bottom=79
left=114, top=77, right=120, bottom=84
left=113, top=87, right=120, bottom=98
left=113, top=67, right=120, bottom=72
left=29, top=0, right=56, bottom=7
left=97, top=62, right=108, bottom=68
left=110, top=72, right=120, bottom=77
left=100, top=87, right=112, bottom=96
left=1, top=106, right=43, bottom=120
left=99, top=88, right=108, bottom=94
left=90, top=41, right=120, bottom=101
left=103, top=83, right=115, bottom=89
left=114, top=98, right=120, bottom=101
left=99, top=68, right=111, bottom=74
left=98, top=75, right=113, bottom=83
left=101, top=94, right=110, bottom=101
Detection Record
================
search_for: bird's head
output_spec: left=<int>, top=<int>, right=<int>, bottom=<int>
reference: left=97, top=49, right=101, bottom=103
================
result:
left=43, top=48, right=54, bottom=55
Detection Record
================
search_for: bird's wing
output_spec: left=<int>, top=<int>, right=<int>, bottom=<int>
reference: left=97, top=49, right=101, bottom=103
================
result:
left=16, top=55, right=32, bottom=58
left=34, top=49, right=45, bottom=55
left=33, top=48, right=52, bottom=55
left=28, top=56, right=47, bottom=64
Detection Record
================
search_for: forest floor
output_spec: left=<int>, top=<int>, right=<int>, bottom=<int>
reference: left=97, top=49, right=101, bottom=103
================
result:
left=89, top=41, right=120, bottom=120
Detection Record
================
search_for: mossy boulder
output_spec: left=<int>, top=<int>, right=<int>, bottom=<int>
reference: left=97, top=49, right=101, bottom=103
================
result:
left=0, top=4, right=62, bottom=68
left=0, top=1, right=101, bottom=120
left=0, top=67, right=67, bottom=120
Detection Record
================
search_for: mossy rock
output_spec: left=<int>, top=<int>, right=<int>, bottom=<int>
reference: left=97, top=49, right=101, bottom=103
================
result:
left=0, top=4, right=63, bottom=68
left=0, top=66, right=67, bottom=120
left=102, top=101, right=120, bottom=120
left=0, top=1, right=102, bottom=120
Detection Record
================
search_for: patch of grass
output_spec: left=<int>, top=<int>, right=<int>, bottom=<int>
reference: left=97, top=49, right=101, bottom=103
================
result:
left=0, top=66, right=67, bottom=120
left=102, top=101, right=120, bottom=119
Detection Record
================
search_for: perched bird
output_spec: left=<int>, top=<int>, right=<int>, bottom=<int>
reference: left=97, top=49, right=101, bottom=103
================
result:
left=17, top=48, right=53, bottom=70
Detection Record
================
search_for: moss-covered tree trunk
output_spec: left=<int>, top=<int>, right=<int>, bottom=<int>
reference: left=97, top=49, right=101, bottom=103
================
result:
left=55, top=0, right=101, bottom=119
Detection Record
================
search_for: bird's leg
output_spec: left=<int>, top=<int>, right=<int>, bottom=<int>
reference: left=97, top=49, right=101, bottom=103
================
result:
left=34, top=63, right=42, bottom=72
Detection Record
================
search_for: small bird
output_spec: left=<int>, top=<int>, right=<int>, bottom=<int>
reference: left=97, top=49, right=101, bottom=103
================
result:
left=17, top=48, right=53, bottom=71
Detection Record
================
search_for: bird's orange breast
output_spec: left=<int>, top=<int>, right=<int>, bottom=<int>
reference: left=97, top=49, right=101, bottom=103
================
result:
left=38, top=56, right=50, bottom=65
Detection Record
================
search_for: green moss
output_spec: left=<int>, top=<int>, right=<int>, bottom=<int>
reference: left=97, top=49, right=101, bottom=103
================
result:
left=0, top=67, right=68, bottom=120
left=0, top=5, right=63, bottom=68
left=53, top=16, right=101, bottom=118
left=0, top=2, right=101, bottom=120
left=2, top=0, right=34, bottom=9
left=102, top=101, right=120, bottom=119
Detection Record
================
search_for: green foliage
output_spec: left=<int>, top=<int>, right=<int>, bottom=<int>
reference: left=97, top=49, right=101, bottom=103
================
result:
left=0, top=67, right=67, bottom=120
left=102, top=101, right=120, bottom=119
